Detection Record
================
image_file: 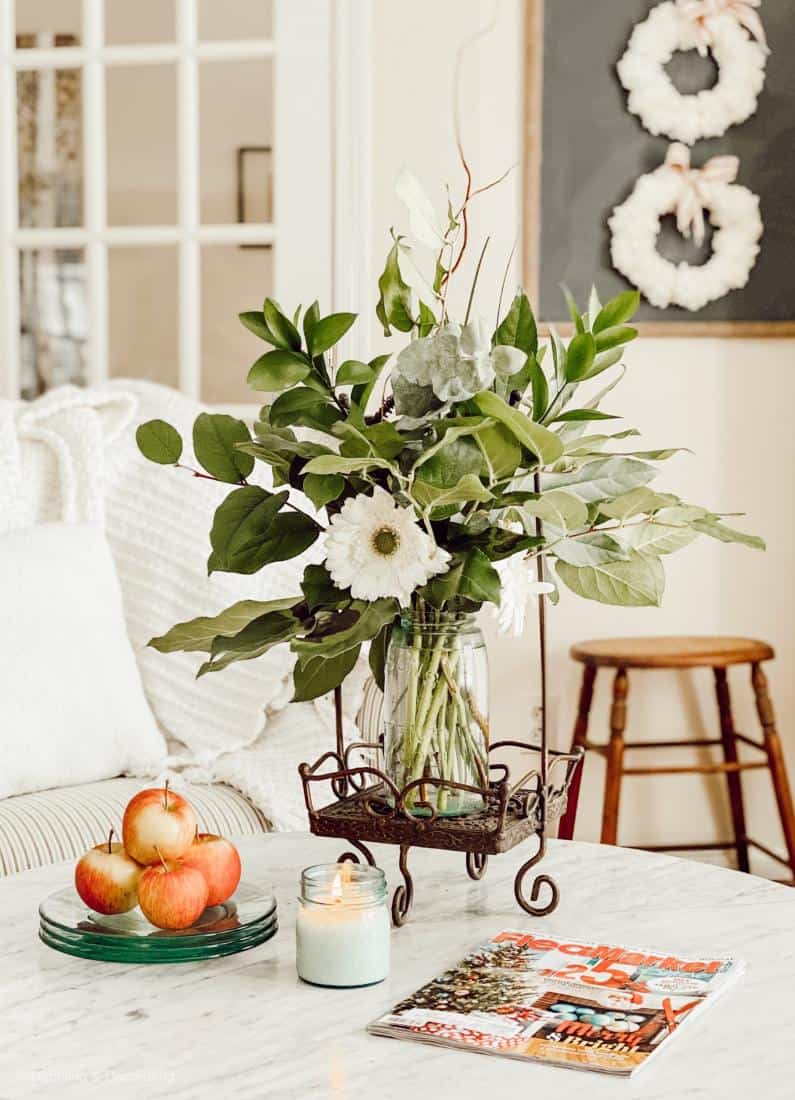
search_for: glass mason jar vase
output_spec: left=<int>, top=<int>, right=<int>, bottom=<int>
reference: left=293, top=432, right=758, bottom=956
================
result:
left=382, top=611, right=489, bottom=817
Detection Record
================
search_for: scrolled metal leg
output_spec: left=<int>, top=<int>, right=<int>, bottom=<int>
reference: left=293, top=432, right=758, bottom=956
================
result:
left=514, top=835, right=559, bottom=917
left=466, top=851, right=488, bottom=880
left=337, top=839, right=376, bottom=866
left=391, top=844, right=414, bottom=926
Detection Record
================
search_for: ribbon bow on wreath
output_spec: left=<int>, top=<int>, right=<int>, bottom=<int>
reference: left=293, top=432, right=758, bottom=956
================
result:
left=677, top=0, right=768, bottom=56
left=665, top=142, right=740, bottom=246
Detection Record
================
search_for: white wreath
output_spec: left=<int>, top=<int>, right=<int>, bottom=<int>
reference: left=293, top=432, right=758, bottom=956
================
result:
left=617, top=0, right=768, bottom=144
left=609, top=143, right=763, bottom=311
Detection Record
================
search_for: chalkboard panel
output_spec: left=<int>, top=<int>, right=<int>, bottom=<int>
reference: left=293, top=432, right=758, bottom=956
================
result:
left=523, top=0, right=795, bottom=333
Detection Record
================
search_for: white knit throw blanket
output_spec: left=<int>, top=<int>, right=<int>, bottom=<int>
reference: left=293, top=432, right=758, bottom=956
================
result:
left=0, top=384, right=134, bottom=530
left=0, top=382, right=366, bottom=830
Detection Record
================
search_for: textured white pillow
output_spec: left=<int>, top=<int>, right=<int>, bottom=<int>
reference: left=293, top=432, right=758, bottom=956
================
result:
left=0, top=524, right=168, bottom=798
left=102, top=381, right=323, bottom=760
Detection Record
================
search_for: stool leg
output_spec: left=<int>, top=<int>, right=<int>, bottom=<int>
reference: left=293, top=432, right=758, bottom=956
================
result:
left=713, top=668, right=750, bottom=872
left=557, top=665, right=596, bottom=841
left=601, top=668, right=628, bottom=846
left=752, top=662, right=795, bottom=878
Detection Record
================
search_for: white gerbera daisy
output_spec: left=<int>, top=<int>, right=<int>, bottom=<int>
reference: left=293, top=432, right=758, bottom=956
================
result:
left=493, top=554, right=555, bottom=637
left=324, top=487, right=450, bottom=606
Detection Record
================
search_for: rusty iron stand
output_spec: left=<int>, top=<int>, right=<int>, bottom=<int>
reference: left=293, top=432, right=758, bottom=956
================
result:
left=298, top=511, right=583, bottom=927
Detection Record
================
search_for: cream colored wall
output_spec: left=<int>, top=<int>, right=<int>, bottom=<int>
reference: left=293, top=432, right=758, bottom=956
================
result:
left=372, top=0, right=795, bottom=860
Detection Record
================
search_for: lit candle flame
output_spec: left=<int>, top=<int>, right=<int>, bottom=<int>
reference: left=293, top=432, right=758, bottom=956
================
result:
left=330, top=861, right=353, bottom=903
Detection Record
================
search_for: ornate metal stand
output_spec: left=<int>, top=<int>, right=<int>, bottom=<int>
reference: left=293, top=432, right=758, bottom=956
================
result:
left=299, top=736, right=582, bottom=926
left=298, top=482, right=583, bottom=926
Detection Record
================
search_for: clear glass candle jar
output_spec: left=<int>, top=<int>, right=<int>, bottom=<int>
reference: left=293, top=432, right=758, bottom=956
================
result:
left=296, top=863, right=390, bottom=988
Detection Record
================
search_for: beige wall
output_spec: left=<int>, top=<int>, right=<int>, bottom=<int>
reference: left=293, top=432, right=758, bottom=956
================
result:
left=372, top=0, right=795, bottom=864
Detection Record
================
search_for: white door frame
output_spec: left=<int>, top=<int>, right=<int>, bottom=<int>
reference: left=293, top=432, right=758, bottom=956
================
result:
left=0, top=0, right=372, bottom=400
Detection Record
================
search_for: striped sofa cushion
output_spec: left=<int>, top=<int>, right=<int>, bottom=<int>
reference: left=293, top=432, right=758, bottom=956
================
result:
left=0, top=778, right=269, bottom=876
left=356, top=676, right=384, bottom=746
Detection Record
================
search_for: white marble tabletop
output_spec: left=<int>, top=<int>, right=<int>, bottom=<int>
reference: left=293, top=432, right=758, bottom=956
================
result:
left=1, top=833, right=793, bottom=1100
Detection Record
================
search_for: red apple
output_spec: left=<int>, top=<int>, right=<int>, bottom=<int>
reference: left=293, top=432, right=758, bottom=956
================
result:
left=74, top=830, right=142, bottom=915
left=138, top=853, right=209, bottom=930
left=181, top=833, right=242, bottom=907
left=122, top=780, right=197, bottom=865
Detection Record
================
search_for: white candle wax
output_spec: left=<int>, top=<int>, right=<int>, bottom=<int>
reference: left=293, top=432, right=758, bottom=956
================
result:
left=296, top=864, right=390, bottom=988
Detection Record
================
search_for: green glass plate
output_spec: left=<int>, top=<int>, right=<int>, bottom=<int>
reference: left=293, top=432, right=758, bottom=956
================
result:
left=39, top=882, right=278, bottom=963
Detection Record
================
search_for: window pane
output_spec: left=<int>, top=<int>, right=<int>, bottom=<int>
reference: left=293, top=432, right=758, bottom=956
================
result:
left=105, top=0, right=175, bottom=44
left=201, top=245, right=273, bottom=405
left=198, top=0, right=272, bottom=41
left=16, top=0, right=81, bottom=47
left=109, top=247, right=179, bottom=387
left=20, top=248, right=87, bottom=399
left=199, top=59, right=273, bottom=224
left=18, top=67, right=83, bottom=228
left=107, top=66, right=177, bottom=225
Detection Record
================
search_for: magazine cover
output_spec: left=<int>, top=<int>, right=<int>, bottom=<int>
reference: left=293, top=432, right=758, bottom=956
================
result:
left=369, top=930, right=744, bottom=1076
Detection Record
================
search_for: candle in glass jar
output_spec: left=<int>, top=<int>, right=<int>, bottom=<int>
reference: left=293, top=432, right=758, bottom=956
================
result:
left=296, top=862, right=390, bottom=987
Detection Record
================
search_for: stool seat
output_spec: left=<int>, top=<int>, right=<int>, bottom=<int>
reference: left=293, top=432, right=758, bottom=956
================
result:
left=570, top=636, right=775, bottom=670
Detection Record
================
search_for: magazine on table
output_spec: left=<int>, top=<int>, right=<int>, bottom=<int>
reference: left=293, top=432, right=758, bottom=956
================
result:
left=369, top=929, right=744, bottom=1076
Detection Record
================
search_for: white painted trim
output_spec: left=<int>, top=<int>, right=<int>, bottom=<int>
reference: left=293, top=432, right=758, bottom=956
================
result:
left=2, top=1, right=359, bottom=403
left=176, top=0, right=200, bottom=399
left=13, top=224, right=276, bottom=248
left=331, top=0, right=373, bottom=363
left=195, top=223, right=275, bottom=245
left=83, top=0, right=108, bottom=385
left=11, top=40, right=276, bottom=71
left=273, top=0, right=332, bottom=311
left=193, top=41, right=276, bottom=62
left=0, top=0, right=19, bottom=399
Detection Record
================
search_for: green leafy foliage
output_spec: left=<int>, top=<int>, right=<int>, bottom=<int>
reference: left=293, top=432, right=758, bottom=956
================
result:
left=302, top=454, right=394, bottom=477
left=421, top=548, right=501, bottom=607
left=494, top=291, right=538, bottom=355
left=692, top=516, right=766, bottom=551
left=293, top=599, right=398, bottom=660
left=144, top=277, right=763, bottom=704
left=301, top=563, right=346, bottom=612
left=209, top=486, right=319, bottom=574
left=556, top=552, right=664, bottom=607
left=192, top=413, right=254, bottom=483
left=593, top=291, right=640, bottom=334
left=376, top=239, right=415, bottom=335
left=523, top=490, right=588, bottom=533
left=263, top=298, right=302, bottom=350
left=336, top=360, right=374, bottom=385
left=269, top=388, right=342, bottom=432
left=150, top=598, right=299, bottom=653
left=564, top=332, right=596, bottom=382
left=292, top=645, right=362, bottom=701
left=473, top=391, right=564, bottom=464
left=239, top=310, right=274, bottom=342
left=302, top=472, right=345, bottom=510
left=247, top=350, right=310, bottom=392
left=308, top=312, right=357, bottom=356
left=136, top=420, right=183, bottom=465
left=543, top=456, right=656, bottom=502
left=368, top=622, right=392, bottom=691
left=198, top=608, right=302, bottom=676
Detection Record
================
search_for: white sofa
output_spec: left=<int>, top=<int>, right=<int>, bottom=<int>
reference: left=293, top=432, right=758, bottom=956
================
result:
left=0, top=381, right=379, bottom=876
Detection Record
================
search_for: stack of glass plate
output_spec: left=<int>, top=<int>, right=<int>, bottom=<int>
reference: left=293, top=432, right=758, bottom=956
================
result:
left=39, top=881, right=277, bottom=963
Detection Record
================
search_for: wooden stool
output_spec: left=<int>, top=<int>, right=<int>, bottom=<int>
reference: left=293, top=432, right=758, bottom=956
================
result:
left=557, top=636, right=795, bottom=882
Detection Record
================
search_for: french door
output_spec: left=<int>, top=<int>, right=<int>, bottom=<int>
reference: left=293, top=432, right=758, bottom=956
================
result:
left=0, top=0, right=368, bottom=405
